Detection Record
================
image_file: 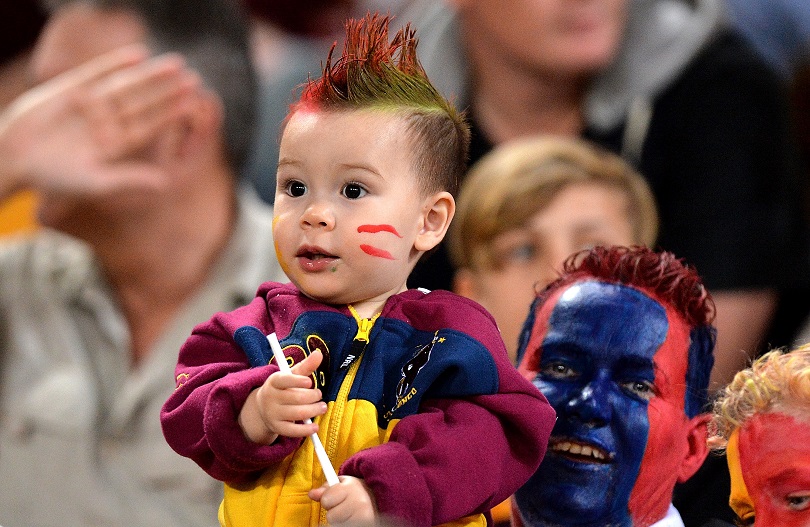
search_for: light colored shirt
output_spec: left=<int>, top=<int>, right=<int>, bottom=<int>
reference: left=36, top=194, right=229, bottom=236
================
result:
left=651, top=504, right=686, bottom=527
left=0, top=191, right=285, bottom=527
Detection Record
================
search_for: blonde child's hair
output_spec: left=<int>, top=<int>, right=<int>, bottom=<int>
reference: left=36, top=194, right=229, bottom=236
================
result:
left=709, top=345, right=810, bottom=449
left=448, top=136, right=658, bottom=271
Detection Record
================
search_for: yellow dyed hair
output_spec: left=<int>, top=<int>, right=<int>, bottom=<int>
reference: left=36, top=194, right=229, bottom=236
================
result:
left=709, top=345, right=810, bottom=449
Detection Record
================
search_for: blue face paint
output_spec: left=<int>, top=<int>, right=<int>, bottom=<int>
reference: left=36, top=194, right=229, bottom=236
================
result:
left=515, top=281, right=669, bottom=527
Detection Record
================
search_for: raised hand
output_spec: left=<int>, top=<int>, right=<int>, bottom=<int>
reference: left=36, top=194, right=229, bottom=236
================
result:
left=238, top=349, right=328, bottom=444
left=0, top=44, right=202, bottom=200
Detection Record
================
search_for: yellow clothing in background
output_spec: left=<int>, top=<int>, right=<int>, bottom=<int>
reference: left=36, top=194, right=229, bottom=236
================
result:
left=0, top=191, right=38, bottom=236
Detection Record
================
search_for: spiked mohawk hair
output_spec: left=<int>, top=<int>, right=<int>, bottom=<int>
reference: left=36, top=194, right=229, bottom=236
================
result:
left=294, top=13, right=470, bottom=195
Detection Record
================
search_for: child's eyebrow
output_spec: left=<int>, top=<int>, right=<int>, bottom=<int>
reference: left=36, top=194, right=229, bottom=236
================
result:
left=277, top=157, right=302, bottom=168
left=339, top=162, right=383, bottom=178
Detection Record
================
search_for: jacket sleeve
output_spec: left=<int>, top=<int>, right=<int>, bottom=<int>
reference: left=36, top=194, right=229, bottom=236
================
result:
left=160, top=294, right=304, bottom=483
left=341, top=340, right=556, bottom=527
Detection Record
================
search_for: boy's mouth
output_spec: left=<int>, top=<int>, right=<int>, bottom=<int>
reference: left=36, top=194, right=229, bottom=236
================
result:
left=296, top=246, right=338, bottom=260
left=296, top=246, right=339, bottom=271
left=549, top=437, right=614, bottom=464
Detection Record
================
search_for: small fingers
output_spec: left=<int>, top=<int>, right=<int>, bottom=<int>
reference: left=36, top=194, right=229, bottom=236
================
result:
left=291, top=348, right=323, bottom=378
left=308, top=484, right=327, bottom=502
left=269, top=398, right=327, bottom=424
left=270, top=419, right=320, bottom=438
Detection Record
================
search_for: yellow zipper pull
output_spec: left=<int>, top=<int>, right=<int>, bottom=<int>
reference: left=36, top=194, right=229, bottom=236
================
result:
left=342, top=305, right=381, bottom=369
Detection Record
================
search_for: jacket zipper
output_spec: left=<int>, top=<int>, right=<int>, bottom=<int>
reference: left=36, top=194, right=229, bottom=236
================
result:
left=319, top=305, right=380, bottom=524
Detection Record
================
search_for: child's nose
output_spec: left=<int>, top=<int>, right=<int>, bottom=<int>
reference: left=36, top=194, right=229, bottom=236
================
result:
left=301, top=202, right=335, bottom=230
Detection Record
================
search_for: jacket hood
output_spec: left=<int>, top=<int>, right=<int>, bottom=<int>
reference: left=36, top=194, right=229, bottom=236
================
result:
left=587, top=0, right=725, bottom=131
left=400, top=0, right=725, bottom=132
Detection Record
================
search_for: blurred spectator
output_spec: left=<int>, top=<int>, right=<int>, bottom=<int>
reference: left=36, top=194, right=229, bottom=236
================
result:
left=448, top=135, right=658, bottom=363
left=402, top=0, right=810, bottom=395
left=0, top=0, right=285, bottom=526
left=0, top=0, right=47, bottom=235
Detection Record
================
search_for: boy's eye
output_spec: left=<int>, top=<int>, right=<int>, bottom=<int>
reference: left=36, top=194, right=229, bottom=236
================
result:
left=285, top=180, right=307, bottom=197
left=341, top=182, right=367, bottom=199
left=540, top=361, right=578, bottom=380
left=619, top=380, right=656, bottom=401
left=507, top=242, right=538, bottom=263
left=787, top=493, right=810, bottom=511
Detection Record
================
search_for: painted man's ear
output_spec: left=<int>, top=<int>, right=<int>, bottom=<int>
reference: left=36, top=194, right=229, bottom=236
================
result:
left=414, top=191, right=455, bottom=253
left=677, top=413, right=711, bottom=483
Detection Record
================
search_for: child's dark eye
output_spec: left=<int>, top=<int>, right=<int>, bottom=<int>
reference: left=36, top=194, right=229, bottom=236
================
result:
left=341, top=182, right=367, bottom=199
left=285, top=180, right=307, bottom=197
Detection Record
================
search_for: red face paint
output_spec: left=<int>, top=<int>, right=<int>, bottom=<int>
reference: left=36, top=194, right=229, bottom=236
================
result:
left=360, top=244, right=394, bottom=260
left=736, top=412, right=810, bottom=527
left=357, top=224, right=403, bottom=237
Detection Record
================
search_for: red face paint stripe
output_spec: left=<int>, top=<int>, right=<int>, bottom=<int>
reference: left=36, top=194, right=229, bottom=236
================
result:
left=357, top=224, right=402, bottom=237
left=360, top=244, right=395, bottom=260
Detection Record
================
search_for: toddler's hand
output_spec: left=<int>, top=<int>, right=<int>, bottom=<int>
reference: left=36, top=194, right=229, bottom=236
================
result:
left=309, top=475, right=377, bottom=526
left=238, top=349, right=326, bottom=444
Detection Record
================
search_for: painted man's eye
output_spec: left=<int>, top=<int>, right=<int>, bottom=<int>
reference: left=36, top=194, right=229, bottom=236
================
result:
left=787, top=493, right=810, bottom=511
left=285, top=180, right=307, bottom=197
left=341, top=182, right=367, bottom=199
left=540, top=362, right=578, bottom=380
left=620, top=380, right=656, bottom=401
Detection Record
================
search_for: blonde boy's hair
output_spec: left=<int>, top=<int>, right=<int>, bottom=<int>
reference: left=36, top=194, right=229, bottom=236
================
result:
left=710, top=345, right=810, bottom=448
left=448, top=136, right=659, bottom=271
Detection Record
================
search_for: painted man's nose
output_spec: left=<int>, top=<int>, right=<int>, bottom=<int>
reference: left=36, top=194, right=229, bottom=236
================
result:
left=566, top=380, right=612, bottom=427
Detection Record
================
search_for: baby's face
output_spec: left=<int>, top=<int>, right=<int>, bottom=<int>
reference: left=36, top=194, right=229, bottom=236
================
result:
left=273, top=108, right=432, bottom=309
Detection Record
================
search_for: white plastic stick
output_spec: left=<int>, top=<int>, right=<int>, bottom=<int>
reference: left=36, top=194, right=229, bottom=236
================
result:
left=267, top=332, right=340, bottom=486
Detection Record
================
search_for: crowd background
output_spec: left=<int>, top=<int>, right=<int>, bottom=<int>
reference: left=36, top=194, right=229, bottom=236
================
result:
left=0, top=0, right=809, bottom=526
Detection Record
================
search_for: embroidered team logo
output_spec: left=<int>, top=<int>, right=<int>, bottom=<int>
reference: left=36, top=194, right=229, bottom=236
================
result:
left=305, top=335, right=330, bottom=389
left=395, top=331, right=441, bottom=401
left=283, top=335, right=331, bottom=390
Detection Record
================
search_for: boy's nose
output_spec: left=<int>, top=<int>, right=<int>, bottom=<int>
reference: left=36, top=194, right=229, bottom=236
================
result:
left=301, top=202, right=335, bottom=230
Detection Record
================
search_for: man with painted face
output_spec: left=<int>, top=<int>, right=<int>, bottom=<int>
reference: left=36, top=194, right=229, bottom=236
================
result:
left=514, top=245, right=720, bottom=527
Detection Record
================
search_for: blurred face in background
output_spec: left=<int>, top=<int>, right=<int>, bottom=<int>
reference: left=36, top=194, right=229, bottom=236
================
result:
left=32, top=3, right=145, bottom=83
left=451, top=0, right=629, bottom=78
left=454, top=181, right=635, bottom=362
left=29, top=3, right=148, bottom=227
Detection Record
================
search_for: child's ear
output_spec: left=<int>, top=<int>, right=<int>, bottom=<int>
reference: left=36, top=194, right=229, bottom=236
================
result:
left=414, top=191, right=455, bottom=253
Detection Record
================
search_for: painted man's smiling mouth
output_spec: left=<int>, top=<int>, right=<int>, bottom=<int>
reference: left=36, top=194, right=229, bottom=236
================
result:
left=549, top=437, right=614, bottom=464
